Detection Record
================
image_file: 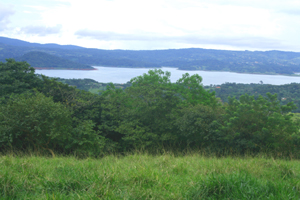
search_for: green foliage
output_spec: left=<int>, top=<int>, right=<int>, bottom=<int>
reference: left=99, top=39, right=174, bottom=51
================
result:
left=38, top=75, right=78, bottom=104
left=206, top=82, right=300, bottom=113
left=0, top=92, right=73, bottom=154
left=0, top=92, right=107, bottom=156
left=1, top=59, right=300, bottom=156
left=54, top=78, right=132, bottom=94
left=69, top=119, right=108, bottom=156
left=96, top=84, right=127, bottom=150
left=98, top=69, right=219, bottom=150
left=0, top=59, right=42, bottom=97
left=174, top=104, right=223, bottom=149
left=123, top=70, right=179, bottom=147
left=176, top=73, right=217, bottom=107
left=218, top=93, right=299, bottom=153
left=37, top=76, right=108, bottom=145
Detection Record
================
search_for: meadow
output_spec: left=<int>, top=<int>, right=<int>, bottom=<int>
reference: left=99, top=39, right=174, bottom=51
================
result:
left=1, top=152, right=300, bottom=199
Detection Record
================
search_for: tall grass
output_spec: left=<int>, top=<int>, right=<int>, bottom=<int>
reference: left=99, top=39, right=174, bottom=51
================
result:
left=0, top=152, right=300, bottom=199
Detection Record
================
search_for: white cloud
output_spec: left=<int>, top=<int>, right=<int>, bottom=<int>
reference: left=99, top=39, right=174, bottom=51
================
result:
left=0, top=3, right=15, bottom=31
left=24, top=5, right=49, bottom=11
left=1, top=0, right=300, bottom=51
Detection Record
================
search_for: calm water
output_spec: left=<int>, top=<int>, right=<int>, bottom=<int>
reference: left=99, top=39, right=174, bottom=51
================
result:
left=35, top=66, right=300, bottom=85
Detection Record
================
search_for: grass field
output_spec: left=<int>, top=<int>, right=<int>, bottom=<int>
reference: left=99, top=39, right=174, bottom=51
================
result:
left=1, top=153, right=300, bottom=199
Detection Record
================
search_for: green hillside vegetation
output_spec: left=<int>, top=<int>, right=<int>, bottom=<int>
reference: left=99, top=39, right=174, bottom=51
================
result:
left=1, top=59, right=300, bottom=156
left=54, top=77, right=300, bottom=112
left=17, top=51, right=93, bottom=70
left=1, top=36, right=300, bottom=74
left=205, top=83, right=300, bottom=112
left=55, top=78, right=132, bottom=94
left=1, top=59, right=300, bottom=198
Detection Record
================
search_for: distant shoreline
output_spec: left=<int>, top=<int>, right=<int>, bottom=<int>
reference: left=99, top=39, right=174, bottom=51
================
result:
left=94, top=65, right=300, bottom=77
left=34, top=66, right=300, bottom=85
left=175, top=68, right=300, bottom=77
left=34, top=67, right=97, bottom=70
left=34, top=66, right=300, bottom=77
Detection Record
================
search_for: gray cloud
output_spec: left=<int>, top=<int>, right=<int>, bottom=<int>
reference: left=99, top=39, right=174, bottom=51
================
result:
left=21, top=24, right=62, bottom=36
left=75, top=29, right=160, bottom=41
left=75, top=29, right=285, bottom=50
left=181, top=36, right=285, bottom=49
left=0, top=4, right=15, bottom=31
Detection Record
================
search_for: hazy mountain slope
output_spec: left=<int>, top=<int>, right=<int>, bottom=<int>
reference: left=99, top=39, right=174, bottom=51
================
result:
left=0, top=36, right=84, bottom=50
left=1, top=36, right=300, bottom=74
left=17, top=51, right=93, bottom=69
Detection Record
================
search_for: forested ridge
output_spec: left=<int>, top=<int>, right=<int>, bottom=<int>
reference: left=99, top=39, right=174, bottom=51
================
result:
left=1, top=59, right=300, bottom=157
left=206, top=83, right=300, bottom=112
left=54, top=77, right=300, bottom=112
left=2, top=36, right=300, bottom=74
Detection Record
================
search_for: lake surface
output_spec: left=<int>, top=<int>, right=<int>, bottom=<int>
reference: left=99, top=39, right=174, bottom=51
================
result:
left=35, top=67, right=300, bottom=85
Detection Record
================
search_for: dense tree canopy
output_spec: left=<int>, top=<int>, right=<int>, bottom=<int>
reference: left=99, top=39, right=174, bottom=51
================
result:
left=206, top=82, right=300, bottom=112
left=218, top=93, right=298, bottom=153
left=0, top=59, right=42, bottom=97
left=1, top=60, right=300, bottom=157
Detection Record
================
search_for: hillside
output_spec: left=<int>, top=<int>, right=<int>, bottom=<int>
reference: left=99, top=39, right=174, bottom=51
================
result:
left=54, top=77, right=300, bottom=112
left=17, top=51, right=94, bottom=70
left=205, top=82, right=300, bottom=112
left=1, top=36, right=300, bottom=74
left=0, top=36, right=84, bottom=50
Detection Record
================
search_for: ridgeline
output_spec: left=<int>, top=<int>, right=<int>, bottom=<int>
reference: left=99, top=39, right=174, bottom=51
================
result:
left=1, top=36, right=300, bottom=74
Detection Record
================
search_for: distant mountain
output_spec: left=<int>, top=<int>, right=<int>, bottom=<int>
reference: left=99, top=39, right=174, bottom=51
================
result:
left=17, top=51, right=93, bottom=70
left=0, top=36, right=84, bottom=50
left=1, top=36, right=300, bottom=74
left=0, top=37, right=92, bottom=70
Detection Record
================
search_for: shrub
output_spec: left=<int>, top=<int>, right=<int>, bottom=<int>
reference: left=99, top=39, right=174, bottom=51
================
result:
left=0, top=92, right=107, bottom=156
left=218, top=93, right=299, bottom=153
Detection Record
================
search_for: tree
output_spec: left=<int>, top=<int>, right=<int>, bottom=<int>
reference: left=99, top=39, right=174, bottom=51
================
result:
left=0, top=92, right=73, bottom=156
left=0, top=92, right=107, bottom=156
left=98, top=69, right=219, bottom=150
left=218, top=93, right=298, bottom=153
left=175, top=73, right=217, bottom=107
left=0, top=59, right=42, bottom=98
left=174, top=104, right=223, bottom=149
left=98, top=83, right=129, bottom=145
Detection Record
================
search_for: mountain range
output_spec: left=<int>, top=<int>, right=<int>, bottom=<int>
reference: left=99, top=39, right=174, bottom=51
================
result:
left=1, top=36, right=300, bottom=74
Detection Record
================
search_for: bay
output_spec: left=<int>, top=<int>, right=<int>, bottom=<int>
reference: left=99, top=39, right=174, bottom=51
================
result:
left=35, top=66, right=300, bottom=85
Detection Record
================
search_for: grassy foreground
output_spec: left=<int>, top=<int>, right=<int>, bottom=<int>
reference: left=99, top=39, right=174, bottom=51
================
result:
left=1, top=153, right=300, bottom=199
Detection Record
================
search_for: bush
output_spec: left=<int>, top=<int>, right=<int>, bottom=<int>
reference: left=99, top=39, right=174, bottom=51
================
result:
left=0, top=92, right=73, bottom=155
left=174, top=104, right=224, bottom=149
left=218, top=93, right=299, bottom=153
left=0, top=92, right=107, bottom=156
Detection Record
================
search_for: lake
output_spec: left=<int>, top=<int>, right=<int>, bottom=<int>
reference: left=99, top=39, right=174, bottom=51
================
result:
left=35, top=67, right=300, bottom=85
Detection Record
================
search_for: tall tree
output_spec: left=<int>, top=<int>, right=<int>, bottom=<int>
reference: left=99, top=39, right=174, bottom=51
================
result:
left=218, top=93, right=298, bottom=153
left=0, top=59, right=42, bottom=98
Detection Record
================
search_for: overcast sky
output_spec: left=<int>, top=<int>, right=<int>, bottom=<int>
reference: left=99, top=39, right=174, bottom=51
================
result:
left=1, top=0, right=300, bottom=51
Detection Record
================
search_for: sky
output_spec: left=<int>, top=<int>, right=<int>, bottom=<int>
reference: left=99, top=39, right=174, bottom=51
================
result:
left=1, top=0, right=300, bottom=51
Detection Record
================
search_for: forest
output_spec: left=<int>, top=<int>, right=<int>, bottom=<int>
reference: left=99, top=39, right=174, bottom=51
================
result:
left=206, top=82, right=300, bottom=112
left=55, top=77, right=300, bottom=112
left=1, top=58, right=300, bottom=157
left=19, top=51, right=93, bottom=70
